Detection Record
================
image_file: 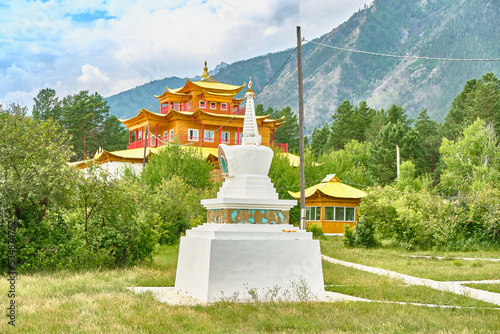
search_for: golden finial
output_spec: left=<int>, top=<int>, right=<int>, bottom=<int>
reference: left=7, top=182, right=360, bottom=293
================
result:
left=248, top=77, right=252, bottom=90
left=202, top=61, right=209, bottom=78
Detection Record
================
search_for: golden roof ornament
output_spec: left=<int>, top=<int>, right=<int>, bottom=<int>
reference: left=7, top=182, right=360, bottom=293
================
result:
left=202, top=61, right=209, bottom=78
left=248, top=77, right=252, bottom=90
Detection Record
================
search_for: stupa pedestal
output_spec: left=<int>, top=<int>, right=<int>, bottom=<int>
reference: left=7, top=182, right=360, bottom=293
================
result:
left=174, top=223, right=324, bottom=303
left=174, top=80, right=325, bottom=303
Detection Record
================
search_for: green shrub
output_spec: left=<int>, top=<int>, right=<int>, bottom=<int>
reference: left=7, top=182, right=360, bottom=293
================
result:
left=342, top=225, right=356, bottom=248
left=354, top=218, right=380, bottom=248
left=356, top=183, right=500, bottom=251
left=306, top=223, right=324, bottom=239
left=342, top=220, right=379, bottom=249
left=143, top=175, right=211, bottom=244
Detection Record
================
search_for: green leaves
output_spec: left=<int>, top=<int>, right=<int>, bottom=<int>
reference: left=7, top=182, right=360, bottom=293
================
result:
left=439, top=118, right=500, bottom=195
left=141, top=145, right=215, bottom=190
left=442, top=73, right=500, bottom=141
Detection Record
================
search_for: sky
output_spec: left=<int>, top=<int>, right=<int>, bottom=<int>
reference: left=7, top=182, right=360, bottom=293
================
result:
left=0, top=0, right=369, bottom=110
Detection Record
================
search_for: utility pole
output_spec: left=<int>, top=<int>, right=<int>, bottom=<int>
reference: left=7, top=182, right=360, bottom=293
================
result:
left=396, top=141, right=400, bottom=178
left=297, top=26, right=306, bottom=230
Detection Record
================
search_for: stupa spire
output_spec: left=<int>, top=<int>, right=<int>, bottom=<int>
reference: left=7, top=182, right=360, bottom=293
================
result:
left=242, top=77, right=261, bottom=146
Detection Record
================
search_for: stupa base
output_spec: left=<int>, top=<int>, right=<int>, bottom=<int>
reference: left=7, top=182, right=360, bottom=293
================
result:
left=174, top=223, right=325, bottom=303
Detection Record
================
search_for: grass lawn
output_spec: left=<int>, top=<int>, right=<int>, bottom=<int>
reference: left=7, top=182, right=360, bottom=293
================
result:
left=320, top=236, right=500, bottom=281
left=1, top=242, right=499, bottom=333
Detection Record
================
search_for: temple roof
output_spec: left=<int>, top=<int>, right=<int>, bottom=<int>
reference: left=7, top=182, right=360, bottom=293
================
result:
left=155, top=89, right=191, bottom=103
left=68, top=147, right=158, bottom=169
left=186, top=79, right=246, bottom=93
left=119, top=109, right=165, bottom=130
left=69, top=146, right=220, bottom=169
left=288, top=174, right=366, bottom=200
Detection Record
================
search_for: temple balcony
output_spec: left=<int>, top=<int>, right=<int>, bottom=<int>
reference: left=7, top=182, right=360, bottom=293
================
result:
left=127, top=136, right=288, bottom=153
left=160, top=102, right=246, bottom=115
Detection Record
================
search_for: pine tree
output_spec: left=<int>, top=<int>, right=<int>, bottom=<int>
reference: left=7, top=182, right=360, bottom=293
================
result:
left=415, top=109, right=440, bottom=174
left=61, top=91, right=111, bottom=161
left=328, top=100, right=375, bottom=150
left=310, top=123, right=331, bottom=156
left=442, top=72, right=500, bottom=140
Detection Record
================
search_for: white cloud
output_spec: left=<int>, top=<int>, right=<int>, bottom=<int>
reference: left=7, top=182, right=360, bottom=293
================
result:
left=76, top=64, right=111, bottom=92
left=0, top=0, right=369, bottom=110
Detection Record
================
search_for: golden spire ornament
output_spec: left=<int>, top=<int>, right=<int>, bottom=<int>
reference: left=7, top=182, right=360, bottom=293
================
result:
left=202, top=61, right=209, bottom=78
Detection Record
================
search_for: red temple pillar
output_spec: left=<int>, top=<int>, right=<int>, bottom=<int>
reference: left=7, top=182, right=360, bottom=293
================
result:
left=155, top=124, right=159, bottom=147
left=201, top=124, right=204, bottom=147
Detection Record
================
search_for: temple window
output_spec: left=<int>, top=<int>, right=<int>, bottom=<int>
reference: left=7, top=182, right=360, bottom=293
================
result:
left=306, top=206, right=321, bottom=221
left=188, top=129, right=199, bottom=141
left=324, top=207, right=334, bottom=221
left=204, top=130, right=215, bottom=142
left=199, top=100, right=206, bottom=109
left=221, top=131, right=230, bottom=143
left=169, top=129, right=174, bottom=142
left=221, top=103, right=227, bottom=111
left=210, top=102, right=217, bottom=110
left=324, top=207, right=356, bottom=222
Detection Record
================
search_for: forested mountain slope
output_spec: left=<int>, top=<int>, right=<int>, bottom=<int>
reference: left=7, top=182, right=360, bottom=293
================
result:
left=106, top=0, right=499, bottom=132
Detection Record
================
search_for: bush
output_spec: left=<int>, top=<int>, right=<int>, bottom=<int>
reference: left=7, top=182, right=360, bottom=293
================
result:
left=342, top=220, right=379, bottom=249
left=141, top=145, right=214, bottom=189
left=342, top=225, right=356, bottom=248
left=353, top=218, right=379, bottom=248
left=143, top=175, right=212, bottom=244
left=356, top=183, right=500, bottom=251
left=306, top=223, right=324, bottom=239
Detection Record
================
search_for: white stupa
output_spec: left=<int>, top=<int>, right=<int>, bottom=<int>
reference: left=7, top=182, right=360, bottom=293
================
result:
left=174, top=79, right=325, bottom=303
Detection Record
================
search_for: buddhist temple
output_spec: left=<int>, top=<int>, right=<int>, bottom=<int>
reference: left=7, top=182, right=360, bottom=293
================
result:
left=69, top=62, right=297, bottom=176
left=288, top=175, right=367, bottom=234
left=119, top=62, right=288, bottom=152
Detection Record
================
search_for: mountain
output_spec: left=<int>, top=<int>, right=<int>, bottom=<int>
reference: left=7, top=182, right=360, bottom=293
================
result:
left=106, top=0, right=499, bottom=132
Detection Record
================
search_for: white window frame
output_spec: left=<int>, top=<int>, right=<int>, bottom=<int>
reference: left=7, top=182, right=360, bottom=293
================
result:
left=199, top=100, right=206, bottom=109
left=324, top=206, right=356, bottom=222
left=169, top=129, right=174, bottom=142
left=188, top=129, right=199, bottom=141
left=204, top=130, right=215, bottom=142
left=221, top=103, right=228, bottom=111
left=221, top=131, right=230, bottom=143
left=210, top=101, right=217, bottom=110
left=305, top=206, right=321, bottom=221
left=324, top=207, right=335, bottom=221
left=345, top=207, right=356, bottom=222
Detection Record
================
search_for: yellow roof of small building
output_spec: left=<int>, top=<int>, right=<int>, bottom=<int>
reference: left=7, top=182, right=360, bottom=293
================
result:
left=288, top=174, right=366, bottom=199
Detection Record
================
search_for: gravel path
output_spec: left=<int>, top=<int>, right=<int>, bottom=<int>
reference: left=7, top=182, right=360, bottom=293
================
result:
left=322, top=255, right=500, bottom=306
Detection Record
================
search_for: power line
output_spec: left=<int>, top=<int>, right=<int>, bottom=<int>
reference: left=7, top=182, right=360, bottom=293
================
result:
left=256, top=47, right=297, bottom=96
left=304, top=39, right=500, bottom=62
